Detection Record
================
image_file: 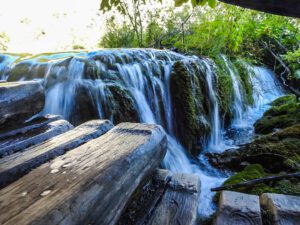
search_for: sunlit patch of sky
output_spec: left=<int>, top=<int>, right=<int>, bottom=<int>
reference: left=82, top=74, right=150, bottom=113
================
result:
left=0, top=0, right=104, bottom=53
left=0, top=0, right=179, bottom=53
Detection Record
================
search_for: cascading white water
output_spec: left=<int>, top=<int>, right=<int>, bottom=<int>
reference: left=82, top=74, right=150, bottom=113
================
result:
left=221, top=55, right=245, bottom=128
left=0, top=49, right=285, bottom=220
left=202, top=60, right=223, bottom=151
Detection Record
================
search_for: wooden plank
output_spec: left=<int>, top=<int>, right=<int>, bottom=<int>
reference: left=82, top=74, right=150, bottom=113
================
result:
left=214, top=191, right=263, bottom=225
left=0, top=114, right=62, bottom=140
left=147, top=171, right=200, bottom=225
left=118, top=169, right=201, bottom=225
left=0, top=122, right=167, bottom=225
left=260, top=193, right=300, bottom=225
left=219, top=0, right=300, bottom=18
left=0, top=119, right=74, bottom=157
left=0, top=81, right=45, bottom=126
left=0, top=120, right=113, bottom=188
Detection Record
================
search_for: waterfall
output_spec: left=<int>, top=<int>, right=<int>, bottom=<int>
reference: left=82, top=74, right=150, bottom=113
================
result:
left=0, top=49, right=285, bottom=219
left=202, top=60, right=223, bottom=151
left=221, top=55, right=245, bottom=128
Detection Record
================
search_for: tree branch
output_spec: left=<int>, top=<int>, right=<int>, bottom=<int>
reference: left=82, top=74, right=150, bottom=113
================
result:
left=211, top=172, right=300, bottom=192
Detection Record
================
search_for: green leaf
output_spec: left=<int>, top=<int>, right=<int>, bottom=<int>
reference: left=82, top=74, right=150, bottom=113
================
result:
left=208, top=0, right=217, bottom=8
left=174, top=0, right=189, bottom=7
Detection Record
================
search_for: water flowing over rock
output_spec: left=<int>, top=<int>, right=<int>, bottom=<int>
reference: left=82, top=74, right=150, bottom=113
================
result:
left=0, top=49, right=286, bottom=217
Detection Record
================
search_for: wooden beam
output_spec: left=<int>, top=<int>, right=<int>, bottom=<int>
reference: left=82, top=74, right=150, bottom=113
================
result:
left=219, top=0, right=300, bottom=18
left=0, top=119, right=74, bottom=157
left=0, top=120, right=113, bottom=188
left=118, top=169, right=201, bottom=225
left=0, top=81, right=45, bottom=126
left=0, top=123, right=167, bottom=225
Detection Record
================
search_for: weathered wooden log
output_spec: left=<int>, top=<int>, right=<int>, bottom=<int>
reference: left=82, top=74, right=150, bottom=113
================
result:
left=0, top=114, right=62, bottom=140
left=214, top=191, right=263, bottom=225
left=219, top=0, right=300, bottom=18
left=0, top=81, right=45, bottom=126
left=147, top=171, right=200, bottom=225
left=0, top=120, right=113, bottom=188
left=118, top=169, right=200, bottom=225
left=211, top=172, right=300, bottom=192
left=260, top=193, right=300, bottom=225
left=0, top=119, right=74, bottom=157
left=0, top=123, right=167, bottom=225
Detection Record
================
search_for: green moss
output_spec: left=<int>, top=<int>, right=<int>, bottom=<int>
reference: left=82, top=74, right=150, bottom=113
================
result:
left=170, top=60, right=211, bottom=155
left=233, top=60, right=254, bottom=106
left=221, top=164, right=300, bottom=196
left=255, top=95, right=300, bottom=134
left=214, top=56, right=234, bottom=125
left=217, top=124, right=300, bottom=172
left=107, top=84, right=139, bottom=125
left=271, top=95, right=297, bottom=107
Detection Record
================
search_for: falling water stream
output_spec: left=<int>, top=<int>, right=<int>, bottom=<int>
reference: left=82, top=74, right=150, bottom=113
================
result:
left=0, top=49, right=284, bottom=220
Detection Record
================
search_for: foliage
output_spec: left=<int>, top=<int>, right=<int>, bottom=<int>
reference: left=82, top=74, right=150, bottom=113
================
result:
left=99, top=2, right=299, bottom=62
left=99, top=18, right=136, bottom=48
left=0, top=32, right=10, bottom=51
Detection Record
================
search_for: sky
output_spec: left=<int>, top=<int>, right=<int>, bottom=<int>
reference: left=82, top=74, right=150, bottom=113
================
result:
left=0, top=0, right=105, bottom=53
left=0, top=0, right=178, bottom=53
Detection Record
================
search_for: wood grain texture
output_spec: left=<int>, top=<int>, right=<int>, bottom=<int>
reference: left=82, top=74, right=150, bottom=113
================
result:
left=0, top=81, right=45, bottom=125
left=0, top=122, right=167, bottom=225
left=219, top=0, right=300, bottom=18
left=0, top=114, right=62, bottom=140
left=147, top=171, right=200, bottom=225
left=0, top=119, right=74, bottom=157
left=260, top=193, right=300, bottom=225
left=118, top=169, right=201, bottom=225
left=0, top=120, right=113, bottom=188
left=214, top=191, right=263, bottom=225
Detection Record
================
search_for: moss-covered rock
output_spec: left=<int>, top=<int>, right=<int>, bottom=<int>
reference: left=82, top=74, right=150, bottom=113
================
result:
left=208, top=124, right=300, bottom=173
left=271, top=94, right=297, bottom=107
left=221, top=164, right=300, bottom=196
left=170, top=60, right=211, bottom=155
left=214, top=56, right=234, bottom=126
left=106, top=84, right=139, bottom=125
left=254, top=95, right=300, bottom=134
left=233, top=60, right=254, bottom=106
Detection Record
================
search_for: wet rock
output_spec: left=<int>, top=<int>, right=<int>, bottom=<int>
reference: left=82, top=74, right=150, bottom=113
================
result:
left=208, top=124, right=300, bottom=173
left=0, top=81, right=45, bottom=127
left=106, top=84, right=139, bottom=124
left=6, top=61, right=48, bottom=81
left=254, top=95, right=300, bottom=134
left=214, top=191, right=262, bottom=225
left=260, top=193, right=300, bottom=225
left=170, top=60, right=211, bottom=155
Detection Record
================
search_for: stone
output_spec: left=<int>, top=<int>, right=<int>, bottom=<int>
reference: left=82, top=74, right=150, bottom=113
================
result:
left=260, top=193, right=300, bottom=225
left=214, top=191, right=263, bottom=225
left=0, top=123, right=167, bottom=225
